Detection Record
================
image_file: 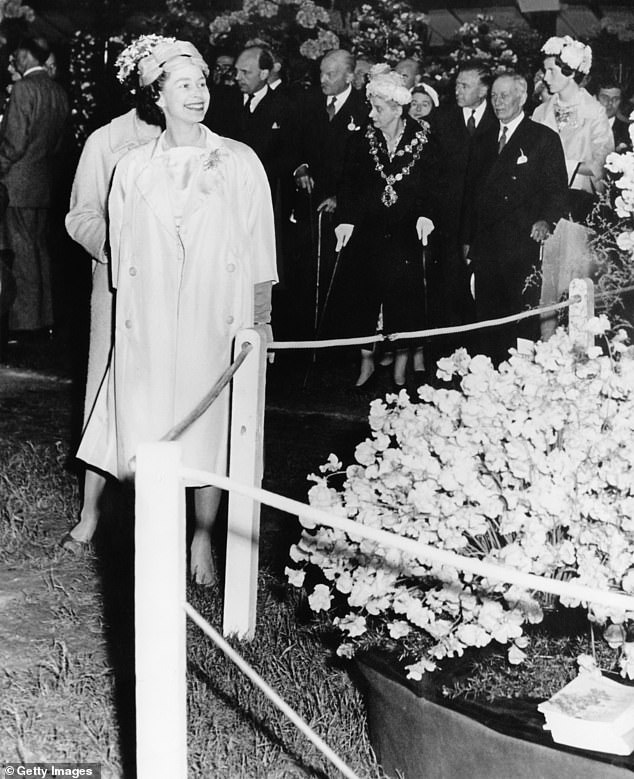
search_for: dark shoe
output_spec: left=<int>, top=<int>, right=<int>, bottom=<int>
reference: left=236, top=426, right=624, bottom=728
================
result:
left=59, top=532, right=94, bottom=555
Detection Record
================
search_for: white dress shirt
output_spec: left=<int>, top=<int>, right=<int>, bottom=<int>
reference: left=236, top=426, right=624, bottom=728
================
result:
left=328, top=84, right=352, bottom=116
left=462, top=101, right=487, bottom=129
left=498, top=111, right=524, bottom=144
left=244, top=84, right=268, bottom=113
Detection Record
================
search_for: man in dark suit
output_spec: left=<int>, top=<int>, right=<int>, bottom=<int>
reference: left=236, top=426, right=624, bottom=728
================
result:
left=0, top=36, right=69, bottom=337
left=469, top=72, right=568, bottom=364
left=234, top=45, right=295, bottom=190
left=291, top=49, right=369, bottom=337
left=429, top=62, right=497, bottom=347
left=597, top=81, right=631, bottom=153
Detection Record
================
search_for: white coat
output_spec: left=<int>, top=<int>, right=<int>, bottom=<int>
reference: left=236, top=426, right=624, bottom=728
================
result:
left=532, top=89, right=614, bottom=190
left=65, top=110, right=161, bottom=425
left=77, top=127, right=277, bottom=482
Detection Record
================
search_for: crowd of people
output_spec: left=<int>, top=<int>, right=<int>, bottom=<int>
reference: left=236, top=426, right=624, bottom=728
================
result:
left=0, top=30, right=630, bottom=577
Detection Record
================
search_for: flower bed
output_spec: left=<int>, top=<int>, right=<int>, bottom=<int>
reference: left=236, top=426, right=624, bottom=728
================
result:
left=287, top=319, right=634, bottom=682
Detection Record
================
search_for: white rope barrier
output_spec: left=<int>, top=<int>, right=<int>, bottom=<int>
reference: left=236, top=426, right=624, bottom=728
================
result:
left=184, top=603, right=361, bottom=779
left=182, top=466, right=634, bottom=615
left=269, top=296, right=579, bottom=351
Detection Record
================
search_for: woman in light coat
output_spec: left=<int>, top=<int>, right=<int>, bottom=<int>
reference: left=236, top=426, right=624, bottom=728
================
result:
left=76, top=40, right=277, bottom=584
left=61, top=38, right=165, bottom=555
left=532, top=36, right=613, bottom=338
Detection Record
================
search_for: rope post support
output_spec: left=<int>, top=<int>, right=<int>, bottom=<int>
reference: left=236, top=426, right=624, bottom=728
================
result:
left=223, top=326, right=267, bottom=639
left=568, top=277, right=595, bottom=350
left=134, top=442, right=187, bottom=779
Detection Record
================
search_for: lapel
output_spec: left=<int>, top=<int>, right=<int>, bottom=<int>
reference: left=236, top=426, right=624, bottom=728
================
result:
left=134, top=129, right=224, bottom=238
left=487, top=116, right=531, bottom=181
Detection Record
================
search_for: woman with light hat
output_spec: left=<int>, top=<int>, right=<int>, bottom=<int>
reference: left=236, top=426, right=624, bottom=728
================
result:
left=76, top=39, right=277, bottom=585
left=334, top=64, right=438, bottom=394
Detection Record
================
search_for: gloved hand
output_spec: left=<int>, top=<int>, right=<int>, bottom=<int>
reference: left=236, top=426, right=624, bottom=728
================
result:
left=334, top=223, right=354, bottom=252
left=416, top=216, right=435, bottom=246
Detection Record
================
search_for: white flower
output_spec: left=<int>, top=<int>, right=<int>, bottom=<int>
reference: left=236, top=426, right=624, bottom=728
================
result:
left=334, top=613, right=367, bottom=637
left=285, top=567, right=305, bottom=587
left=308, top=584, right=332, bottom=612
left=616, top=231, right=634, bottom=256
left=508, top=643, right=527, bottom=665
left=388, top=620, right=412, bottom=639
left=620, top=643, right=634, bottom=679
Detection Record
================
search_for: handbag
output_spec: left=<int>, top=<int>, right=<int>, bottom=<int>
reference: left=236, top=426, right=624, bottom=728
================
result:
left=567, top=163, right=597, bottom=224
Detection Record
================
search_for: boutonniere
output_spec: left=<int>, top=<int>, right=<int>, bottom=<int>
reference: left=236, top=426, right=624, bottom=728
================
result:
left=517, top=150, right=528, bottom=165
left=347, top=116, right=361, bottom=132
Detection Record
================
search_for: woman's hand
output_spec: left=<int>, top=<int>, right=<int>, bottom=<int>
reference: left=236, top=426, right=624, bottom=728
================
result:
left=416, top=217, right=435, bottom=246
left=334, top=224, right=354, bottom=251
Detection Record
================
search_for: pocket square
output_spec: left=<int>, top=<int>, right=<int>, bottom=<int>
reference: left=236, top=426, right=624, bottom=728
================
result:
left=517, top=149, right=527, bottom=165
left=272, top=121, right=280, bottom=129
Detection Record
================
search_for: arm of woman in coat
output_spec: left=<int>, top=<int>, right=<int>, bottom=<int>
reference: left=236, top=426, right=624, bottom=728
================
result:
left=65, top=130, right=112, bottom=263
left=334, top=129, right=367, bottom=247
left=572, top=103, right=614, bottom=183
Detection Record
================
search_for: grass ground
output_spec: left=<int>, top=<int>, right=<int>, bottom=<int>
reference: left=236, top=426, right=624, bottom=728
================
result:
left=0, top=339, right=388, bottom=778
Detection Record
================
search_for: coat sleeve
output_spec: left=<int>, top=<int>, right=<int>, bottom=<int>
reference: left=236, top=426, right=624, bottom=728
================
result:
left=538, top=128, right=569, bottom=227
left=107, top=155, right=131, bottom=291
left=244, top=148, right=278, bottom=285
left=336, top=129, right=366, bottom=226
left=0, top=81, right=31, bottom=176
left=65, top=130, right=112, bottom=262
left=585, top=104, right=614, bottom=183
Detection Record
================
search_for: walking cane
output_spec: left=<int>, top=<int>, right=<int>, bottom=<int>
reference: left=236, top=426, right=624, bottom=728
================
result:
left=302, top=244, right=344, bottom=389
left=314, top=209, right=324, bottom=335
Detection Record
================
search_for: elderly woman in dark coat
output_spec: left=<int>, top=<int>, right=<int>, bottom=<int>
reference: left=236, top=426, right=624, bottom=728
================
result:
left=334, top=64, right=439, bottom=393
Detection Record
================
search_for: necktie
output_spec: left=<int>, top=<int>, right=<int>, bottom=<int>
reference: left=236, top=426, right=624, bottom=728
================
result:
left=498, top=125, right=508, bottom=154
left=244, top=93, right=254, bottom=114
left=466, top=110, right=476, bottom=136
left=326, top=96, right=336, bottom=121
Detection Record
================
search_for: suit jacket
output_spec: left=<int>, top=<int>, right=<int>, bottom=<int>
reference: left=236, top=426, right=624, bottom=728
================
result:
left=430, top=103, right=497, bottom=244
left=296, top=88, right=370, bottom=202
left=235, top=86, right=295, bottom=189
left=0, top=69, right=69, bottom=207
left=471, top=115, right=568, bottom=275
left=613, top=116, right=632, bottom=152
left=205, top=84, right=243, bottom=141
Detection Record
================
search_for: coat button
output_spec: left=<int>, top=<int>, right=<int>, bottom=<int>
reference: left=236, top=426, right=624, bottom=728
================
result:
left=226, top=315, right=234, bottom=324
left=129, top=266, right=137, bottom=276
left=125, top=319, right=132, bottom=329
left=227, top=263, right=236, bottom=272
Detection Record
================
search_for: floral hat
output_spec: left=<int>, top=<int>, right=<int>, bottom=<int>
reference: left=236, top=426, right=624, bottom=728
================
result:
left=115, top=34, right=177, bottom=88
left=366, top=63, right=412, bottom=105
left=541, top=35, right=592, bottom=76
left=137, top=40, right=209, bottom=87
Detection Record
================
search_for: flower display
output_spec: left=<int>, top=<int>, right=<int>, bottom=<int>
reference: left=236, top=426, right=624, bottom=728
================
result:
left=288, top=322, right=634, bottom=680
left=0, top=0, right=34, bottom=22
left=209, top=0, right=338, bottom=61
left=347, top=0, right=428, bottom=64
left=588, top=116, right=634, bottom=327
left=448, top=15, right=517, bottom=74
left=541, top=35, right=593, bottom=75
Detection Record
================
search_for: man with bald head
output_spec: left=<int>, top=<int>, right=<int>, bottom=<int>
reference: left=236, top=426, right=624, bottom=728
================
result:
left=289, top=49, right=369, bottom=336
left=395, top=58, right=423, bottom=91
left=467, top=72, right=567, bottom=362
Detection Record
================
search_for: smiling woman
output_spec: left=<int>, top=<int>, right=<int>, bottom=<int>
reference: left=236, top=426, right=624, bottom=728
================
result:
left=75, top=39, right=278, bottom=586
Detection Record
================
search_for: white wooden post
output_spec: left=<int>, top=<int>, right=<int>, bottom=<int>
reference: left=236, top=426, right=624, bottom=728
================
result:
left=135, top=442, right=187, bottom=779
left=223, top=327, right=267, bottom=638
left=568, top=278, right=595, bottom=350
